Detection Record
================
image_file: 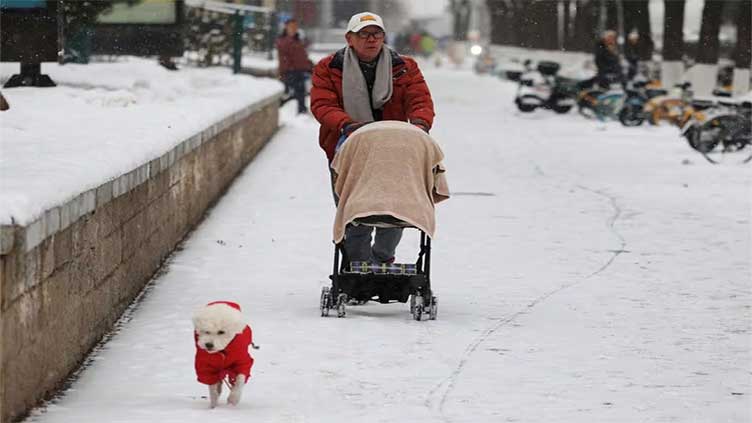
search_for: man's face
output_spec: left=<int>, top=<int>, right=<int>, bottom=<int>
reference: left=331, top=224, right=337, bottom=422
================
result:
left=346, top=25, right=385, bottom=62
left=286, top=21, right=298, bottom=37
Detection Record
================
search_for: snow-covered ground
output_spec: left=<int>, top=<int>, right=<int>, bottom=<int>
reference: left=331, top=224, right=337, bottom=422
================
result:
left=16, top=61, right=751, bottom=423
left=0, top=58, right=283, bottom=225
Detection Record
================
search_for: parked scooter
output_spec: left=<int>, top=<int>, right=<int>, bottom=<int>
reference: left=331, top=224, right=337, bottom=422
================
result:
left=515, top=61, right=579, bottom=114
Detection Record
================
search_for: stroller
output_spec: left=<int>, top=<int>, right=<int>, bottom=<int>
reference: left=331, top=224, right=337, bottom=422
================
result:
left=319, top=121, right=449, bottom=321
left=320, top=218, right=436, bottom=320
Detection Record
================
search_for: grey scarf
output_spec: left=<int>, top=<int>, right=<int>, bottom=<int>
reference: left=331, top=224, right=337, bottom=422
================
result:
left=342, top=45, right=393, bottom=122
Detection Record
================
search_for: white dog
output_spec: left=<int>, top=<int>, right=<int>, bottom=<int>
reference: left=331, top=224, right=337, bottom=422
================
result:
left=193, top=301, right=255, bottom=408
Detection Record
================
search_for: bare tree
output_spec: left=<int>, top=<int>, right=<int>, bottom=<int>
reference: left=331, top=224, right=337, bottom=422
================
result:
left=518, top=0, right=554, bottom=49
left=490, top=0, right=518, bottom=47
left=562, top=0, right=577, bottom=51
left=696, top=0, right=724, bottom=64
left=599, top=0, right=619, bottom=33
left=662, top=0, right=685, bottom=62
left=661, top=0, right=685, bottom=88
left=691, top=0, right=724, bottom=95
left=622, top=0, right=653, bottom=60
left=534, top=0, right=559, bottom=50
left=487, top=0, right=510, bottom=46
left=572, top=0, right=596, bottom=52
left=511, top=0, right=530, bottom=48
left=451, top=0, right=473, bottom=41
left=732, top=0, right=751, bottom=94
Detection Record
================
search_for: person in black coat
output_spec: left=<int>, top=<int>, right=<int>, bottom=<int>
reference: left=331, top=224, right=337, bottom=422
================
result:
left=624, top=30, right=641, bottom=81
left=593, top=30, right=623, bottom=88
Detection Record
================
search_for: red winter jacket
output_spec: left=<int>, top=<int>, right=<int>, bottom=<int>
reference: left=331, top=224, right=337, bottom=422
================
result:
left=194, top=302, right=254, bottom=386
left=311, top=48, right=435, bottom=162
left=276, top=34, right=313, bottom=76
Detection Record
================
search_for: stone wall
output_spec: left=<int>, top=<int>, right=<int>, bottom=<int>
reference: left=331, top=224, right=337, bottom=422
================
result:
left=0, top=95, right=280, bottom=423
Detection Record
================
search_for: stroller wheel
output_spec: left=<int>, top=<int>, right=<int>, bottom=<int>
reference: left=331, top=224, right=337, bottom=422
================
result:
left=428, top=296, right=438, bottom=320
left=411, top=295, right=424, bottom=321
left=320, top=287, right=331, bottom=317
left=336, top=293, right=347, bottom=318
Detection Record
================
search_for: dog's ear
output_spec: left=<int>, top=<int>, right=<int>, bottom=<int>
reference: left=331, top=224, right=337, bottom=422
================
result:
left=230, top=315, right=247, bottom=335
left=192, top=312, right=207, bottom=331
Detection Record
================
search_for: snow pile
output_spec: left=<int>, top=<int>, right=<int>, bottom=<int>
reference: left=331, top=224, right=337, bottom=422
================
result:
left=0, top=57, right=283, bottom=226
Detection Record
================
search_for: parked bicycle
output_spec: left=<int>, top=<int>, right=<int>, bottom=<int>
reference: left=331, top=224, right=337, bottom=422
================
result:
left=618, top=81, right=668, bottom=126
left=577, top=77, right=660, bottom=124
left=682, top=100, right=752, bottom=163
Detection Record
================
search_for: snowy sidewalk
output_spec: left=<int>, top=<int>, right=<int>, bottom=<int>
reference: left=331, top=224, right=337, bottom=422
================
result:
left=23, top=65, right=751, bottom=423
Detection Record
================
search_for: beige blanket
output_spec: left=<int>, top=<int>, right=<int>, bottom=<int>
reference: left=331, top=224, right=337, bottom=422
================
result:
left=330, top=121, right=450, bottom=243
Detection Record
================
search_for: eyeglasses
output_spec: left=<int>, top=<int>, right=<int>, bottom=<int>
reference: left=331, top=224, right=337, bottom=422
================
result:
left=356, top=30, right=385, bottom=40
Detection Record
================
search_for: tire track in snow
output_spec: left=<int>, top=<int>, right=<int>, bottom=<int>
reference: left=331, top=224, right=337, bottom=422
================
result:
left=425, top=179, right=627, bottom=422
left=575, top=184, right=628, bottom=276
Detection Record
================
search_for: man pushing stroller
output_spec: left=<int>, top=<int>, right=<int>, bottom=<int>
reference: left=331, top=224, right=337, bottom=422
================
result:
left=310, top=11, right=436, bottom=265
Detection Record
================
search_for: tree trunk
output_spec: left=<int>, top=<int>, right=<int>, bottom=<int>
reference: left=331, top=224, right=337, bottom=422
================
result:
left=521, top=0, right=559, bottom=50
left=661, top=0, right=686, bottom=89
left=662, top=0, right=685, bottom=61
left=487, top=0, right=503, bottom=45
left=504, top=0, right=520, bottom=46
left=604, top=0, right=619, bottom=32
left=451, top=0, right=472, bottom=42
left=696, top=0, right=724, bottom=64
left=539, top=0, right=560, bottom=50
left=622, top=0, right=653, bottom=60
left=691, top=0, right=724, bottom=95
left=515, top=0, right=532, bottom=48
left=573, top=0, right=596, bottom=52
left=732, top=0, right=751, bottom=95
left=487, top=0, right=516, bottom=46
left=562, top=0, right=574, bottom=50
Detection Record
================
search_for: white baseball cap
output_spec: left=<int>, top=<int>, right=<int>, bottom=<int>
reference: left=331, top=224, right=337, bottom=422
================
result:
left=346, top=12, right=385, bottom=33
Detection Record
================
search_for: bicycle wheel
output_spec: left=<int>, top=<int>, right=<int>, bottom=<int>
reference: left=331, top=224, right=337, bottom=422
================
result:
left=619, top=103, right=645, bottom=126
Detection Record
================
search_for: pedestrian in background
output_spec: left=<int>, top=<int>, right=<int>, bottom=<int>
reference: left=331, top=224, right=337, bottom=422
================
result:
left=594, top=30, right=624, bottom=87
left=276, top=18, right=313, bottom=114
left=624, top=30, right=641, bottom=81
left=0, top=91, right=9, bottom=111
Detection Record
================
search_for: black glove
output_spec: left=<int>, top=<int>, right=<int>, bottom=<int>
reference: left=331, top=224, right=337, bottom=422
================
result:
left=411, top=119, right=430, bottom=133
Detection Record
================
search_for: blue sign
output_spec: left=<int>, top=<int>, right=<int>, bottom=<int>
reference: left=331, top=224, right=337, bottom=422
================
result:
left=0, top=0, right=47, bottom=9
left=244, top=14, right=255, bottom=29
left=278, top=12, right=291, bottom=25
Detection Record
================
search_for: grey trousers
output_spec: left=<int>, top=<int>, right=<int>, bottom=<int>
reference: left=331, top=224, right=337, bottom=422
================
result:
left=330, top=168, right=403, bottom=262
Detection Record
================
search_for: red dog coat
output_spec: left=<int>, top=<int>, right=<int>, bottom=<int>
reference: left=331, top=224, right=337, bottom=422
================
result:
left=194, top=301, right=254, bottom=385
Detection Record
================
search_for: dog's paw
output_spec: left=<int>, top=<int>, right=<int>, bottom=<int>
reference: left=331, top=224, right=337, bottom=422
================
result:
left=209, top=383, right=221, bottom=409
left=227, top=375, right=245, bottom=406
left=227, top=392, right=242, bottom=406
left=227, top=385, right=246, bottom=406
left=227, top=386, right=244, bottom=406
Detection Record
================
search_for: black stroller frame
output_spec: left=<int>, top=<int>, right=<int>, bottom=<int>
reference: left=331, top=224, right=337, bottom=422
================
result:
left=320, top=223, right=437, bottom=321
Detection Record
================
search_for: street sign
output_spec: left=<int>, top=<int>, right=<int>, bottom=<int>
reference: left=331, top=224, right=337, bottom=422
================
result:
left=91, top=0, right=185, bottom=57
left=0, top=0, right=58, bottom=63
